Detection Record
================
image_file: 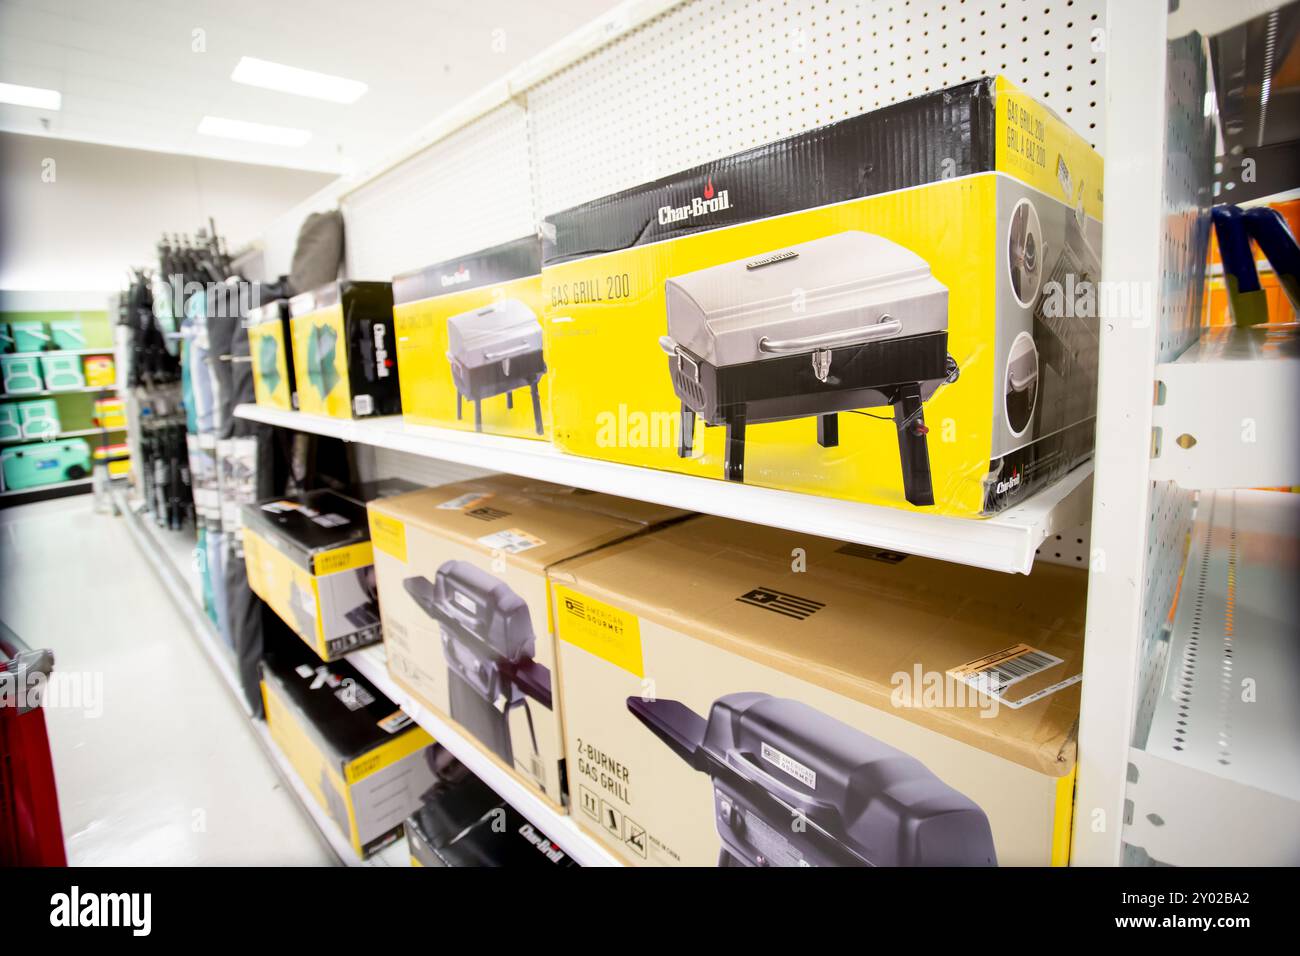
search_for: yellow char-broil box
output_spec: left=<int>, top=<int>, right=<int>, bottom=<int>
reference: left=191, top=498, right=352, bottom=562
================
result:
left=247, top=298, right=296, bottom=410
left=289, top=280, right=400, bottom=419
left=392, top=236, right=549, bottom=439
left=550, top=515, right=1087, bottom=866
left=542, top=76, right=1103, bottom=517
left=367, top=476, right=690, bottom=811
left=261, top=638, right=437, bottom=859
left=243, top=480, right=419, bottom=661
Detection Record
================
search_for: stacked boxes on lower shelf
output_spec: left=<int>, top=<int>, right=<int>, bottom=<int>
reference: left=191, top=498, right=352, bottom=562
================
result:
left=366, top=475, right=689, bottom=808
left=260, top=638, right=436, bottom=859
left=357, top=475, right=1087, bottom=867
left=242, top=480, right=420, bottom=661
left=549, top=517, right=1086, bottom=866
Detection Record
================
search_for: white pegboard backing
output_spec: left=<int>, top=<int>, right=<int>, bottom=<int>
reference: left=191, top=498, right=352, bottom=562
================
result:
left=1033, top=521, right=1090, bottom=568
left=527, top=0, right=1106, bottom=215
left=342, top=103, right=534, bottom=281
left=355, top=444, right=491, bottom=489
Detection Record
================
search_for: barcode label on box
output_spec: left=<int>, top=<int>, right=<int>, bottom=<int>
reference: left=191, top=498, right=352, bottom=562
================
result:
left=476, top=528, right=544, bottom=554
left=353, top=394, right=374, bottom=416
left=949, top=644, right=1061, bottom=693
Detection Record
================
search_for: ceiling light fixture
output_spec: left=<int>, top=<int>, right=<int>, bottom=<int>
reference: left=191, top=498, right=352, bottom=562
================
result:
left=230, top=56, right=367, bottom=104
left=197, top=115, right=311, bottom=147
left=0, top=82, right=62, bottom=111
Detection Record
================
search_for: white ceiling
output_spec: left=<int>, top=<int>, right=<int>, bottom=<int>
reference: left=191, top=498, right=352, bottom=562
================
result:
left=0, top=0, right=621, bottom=174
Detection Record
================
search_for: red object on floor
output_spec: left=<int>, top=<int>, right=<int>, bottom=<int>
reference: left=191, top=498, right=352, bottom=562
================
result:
left=1, top=629, right=67, bottom=866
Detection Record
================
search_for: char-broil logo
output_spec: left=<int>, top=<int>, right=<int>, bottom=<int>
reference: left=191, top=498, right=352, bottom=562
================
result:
left=995, top=470, right=1022, bottom=495
left=737, top=586, right=825, bottom=621
left=440, top=264, right=471, bottom=288
left=518, top=822, right=568, bottom=864
left=50, top=886, right=151, bottom=936
left=373, top=322, right=391, bottom=378
left=746, top=250, right=798, bottom=271
left=466, top=506, right=510, bottom=521
left=657, top=176, right=732, bottom=225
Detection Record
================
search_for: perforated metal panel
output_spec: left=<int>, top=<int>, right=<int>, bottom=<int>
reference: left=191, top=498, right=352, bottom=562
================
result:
left=1033, top=521, right=1090, bottom=567
left=342, top=102, right=535, bottom=280
left=527, top=0, right=1106, bottom=215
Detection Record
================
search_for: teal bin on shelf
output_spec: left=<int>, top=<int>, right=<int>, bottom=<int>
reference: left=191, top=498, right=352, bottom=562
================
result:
left=1, top=439, right=91, bottom=490
left=10, top=321, right=51, bottom=353
left=0, top=404, right=20, bottom=441
left=2, top=355, right=44, bottom=393
left=41, top=354, right=85, bottom=390
left=18, top=399, right=60, bottom=438
left=0, top=323, right=15, bottom=354
left=49, top=318, right=86, bottom=350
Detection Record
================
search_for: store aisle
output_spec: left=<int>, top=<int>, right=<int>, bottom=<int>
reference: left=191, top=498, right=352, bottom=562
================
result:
left=0, top=496, right=334, bottom=866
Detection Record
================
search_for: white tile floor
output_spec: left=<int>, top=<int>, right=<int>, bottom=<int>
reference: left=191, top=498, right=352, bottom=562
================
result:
left=0, top=495, right=335, bottom=866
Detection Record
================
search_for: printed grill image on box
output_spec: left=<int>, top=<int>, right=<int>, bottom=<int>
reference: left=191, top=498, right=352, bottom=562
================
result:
left=392, top=236, right=549, bottom=439
left=242, top=480, right=420, bottom=661
left=542, top=76, right=1103, bottom=516
left=289, top=280, right=400, bottom=419
left=260, top=639, right=438, bottom=859
left=549, top=516, right=1087, bottom=866
left=367, top=475, right=689, bottom=809
left=246, top=298, right=296, bottom=411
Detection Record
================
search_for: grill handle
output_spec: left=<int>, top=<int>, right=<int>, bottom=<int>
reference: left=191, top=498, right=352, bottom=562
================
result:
left=758, top=315, right=901, bottom=354
left=657, top=335, right=678, bottom=355
left=483, top=342, right=533, bottom=361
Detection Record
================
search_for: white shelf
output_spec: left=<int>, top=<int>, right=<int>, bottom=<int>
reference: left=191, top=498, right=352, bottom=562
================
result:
left=1, top=385, right=117, bottom=399
left=1151, top=324, right=1300, bottom=490
left=347, top=644, right=621, bottom=867
left=234, top=404, right=1092, bottom=575
left=5, top=347, right=114, bottom=358
left=113, top=488, right=407, bottom=868
left=1124, top=490, right=1300, bottom=865
left=1, top=426, right=127, bottom=447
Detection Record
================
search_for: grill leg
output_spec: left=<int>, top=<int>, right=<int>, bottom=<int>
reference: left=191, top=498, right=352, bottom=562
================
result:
left=724, top=413, right=746, bottom=482
left=506, top=391, right=514, bottom=410
left=474, top=399, right=483, bottom=432
left=530, top=382, right=543, bottom=435
left=678, top=404, right=695, bottom=458
left=817, top=412, right=839, bottom=448
left=892, top=383, right=935, bottom=506
left=456, top=392, right=462, bottom=420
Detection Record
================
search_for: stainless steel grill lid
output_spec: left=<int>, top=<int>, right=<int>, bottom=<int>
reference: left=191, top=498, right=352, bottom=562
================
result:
left=446, top=298, right=543, bottom=370
left=663, top=231, right=948, bottom=367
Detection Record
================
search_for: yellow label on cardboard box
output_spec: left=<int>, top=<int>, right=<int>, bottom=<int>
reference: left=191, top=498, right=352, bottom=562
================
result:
left=368, top=511, right=408, bottom=562
left=552, top=585, right=643, bottom=678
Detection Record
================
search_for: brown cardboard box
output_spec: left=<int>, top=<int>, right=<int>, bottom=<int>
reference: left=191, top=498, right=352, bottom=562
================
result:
left=368, top=476, right=690, bottom=811
left=549, top=516, right=1087, bottom=866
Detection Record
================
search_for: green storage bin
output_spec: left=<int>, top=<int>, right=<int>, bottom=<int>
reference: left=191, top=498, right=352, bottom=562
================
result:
left=18, top=399, right=60, bottom=438
left=49, top=318, right=86, bottom=350
left=1, top=439, right=91, bottom=490
left=2, top=355, right=44, bottom=393
left=11, top=320, right=51, bottom=353
left=0, top=404, right=19, bottom=441
left=41, top=354, right=85, bottom=390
